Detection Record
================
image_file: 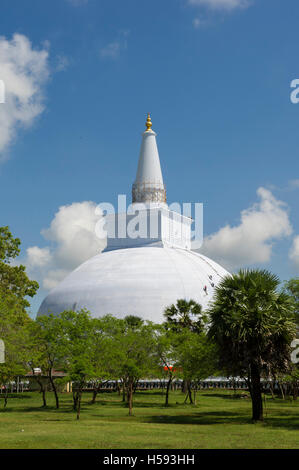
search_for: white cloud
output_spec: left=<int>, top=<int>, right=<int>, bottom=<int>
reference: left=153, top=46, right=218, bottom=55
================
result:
left=100, top=42, right=122, bottom=59
left=189, top=0, right=250, bottom=10
left=0, top=33, right=49, bottom=161
left=199, top=187, right=293, bottom=271
left=25, top=201, right=106, bottom=290
left=289, top=236, right=299, bottom=270
left=100, top=31, right=129, bottom=60
left=26, top=246, right=52, bottom=268
left=43, top=269, right=71, bottom=291
left=55, top=54, right=71, bottom=72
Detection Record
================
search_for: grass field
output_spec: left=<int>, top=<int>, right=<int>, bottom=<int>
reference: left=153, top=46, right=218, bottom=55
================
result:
left=0, top=390, right=298, bottom=449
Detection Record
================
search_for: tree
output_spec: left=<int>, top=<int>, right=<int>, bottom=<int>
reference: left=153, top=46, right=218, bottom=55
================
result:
left=58, top=310, right=101, bottom=420
left=25, top=320, right=51, bottom=407
left=208, top=269, right=297, bottom=421
left=0, top=293, right=31, bottom=407
left=282, top=278, right=299, bottom=326
left=87, top=317, right=113, bottom=405
left=175, top=330, right=218, bottom=405
left=154, top=327, right=179, bottom=406
left=0, top=227, right=38, bottom=309
left=164, top=299, right=207, bottom=399
left=0, top=227, right=39, bottom=407
left=34, top=314, right=67, bottom=409
left=108, top=316, right=157, bottom=415
left=164, top=299, right=205, bottom=333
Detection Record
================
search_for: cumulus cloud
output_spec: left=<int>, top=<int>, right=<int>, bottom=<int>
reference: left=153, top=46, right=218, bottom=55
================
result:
left=26, top=246, right=52, bottom=268
left=188, top=0, right=250, bottom=10
left=289, top=236, right=299, bottom=270
left=0, top=33, right=50, bottom=161
left=199, top=187, right=293, bottom=271
left=25, top=201, right=106, bottom=290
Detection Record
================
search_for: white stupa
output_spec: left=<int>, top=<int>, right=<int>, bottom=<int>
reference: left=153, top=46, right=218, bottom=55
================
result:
left=38, top=115, right=230, bottom=322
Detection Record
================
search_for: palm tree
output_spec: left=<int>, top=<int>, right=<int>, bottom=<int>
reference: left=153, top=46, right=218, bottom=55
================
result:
left=164, top=299, right=204, bottom=333
left=164, top=299, right=205, bottom=401
left=208, top=269, right=296, bottom=421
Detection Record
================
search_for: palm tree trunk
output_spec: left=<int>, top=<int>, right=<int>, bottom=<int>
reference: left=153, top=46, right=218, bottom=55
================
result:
left=250, top=362, right=263, bottom=421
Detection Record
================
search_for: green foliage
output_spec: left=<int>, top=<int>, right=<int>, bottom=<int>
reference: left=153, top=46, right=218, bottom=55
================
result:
left=109, top=316, right=157, bottom=382
left=0, top=226, right=38, bottom=309
left=282, top=278, right=299, bottom=326
left=175, top=330, right=218, bottom=383
left=59, top=310, right=98, bottom=384
left=164, top=299, right=206, bottom=333
left=0, top=290, right=32, bottom=395
left=0, top=226, right=20, bottom=262
left=208, top=269, right=297, bottom=377
left=104, top=316, right=158, bottom=414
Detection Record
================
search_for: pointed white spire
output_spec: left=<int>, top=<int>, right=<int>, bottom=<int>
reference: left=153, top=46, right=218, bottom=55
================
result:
left=132, top=114, right=166, bottom=204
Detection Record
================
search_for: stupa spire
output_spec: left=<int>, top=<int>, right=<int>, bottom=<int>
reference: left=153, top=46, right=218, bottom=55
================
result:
left=132, top=114, right=166, bottom=204
left=145, top=113, right=152, bottom=132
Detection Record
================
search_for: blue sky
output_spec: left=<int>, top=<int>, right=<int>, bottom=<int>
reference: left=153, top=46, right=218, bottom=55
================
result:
left=0, top=0, right=298, bottom=315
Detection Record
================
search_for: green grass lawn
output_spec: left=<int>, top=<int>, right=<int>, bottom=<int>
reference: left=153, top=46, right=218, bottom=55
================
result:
left=0, top=389, right=298, bottom=449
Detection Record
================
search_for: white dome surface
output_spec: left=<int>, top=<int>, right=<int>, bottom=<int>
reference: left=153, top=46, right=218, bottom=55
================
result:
left=38, top=246, right=230, bottom=323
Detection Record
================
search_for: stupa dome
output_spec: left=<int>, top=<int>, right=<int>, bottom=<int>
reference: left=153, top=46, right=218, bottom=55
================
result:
left=38, top=115, right=230, bottom=322
left=38, top=246, right=229, bottom=323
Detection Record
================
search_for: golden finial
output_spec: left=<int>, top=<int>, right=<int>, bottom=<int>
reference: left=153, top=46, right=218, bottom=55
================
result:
left=145, top=113, right=152, bottom=131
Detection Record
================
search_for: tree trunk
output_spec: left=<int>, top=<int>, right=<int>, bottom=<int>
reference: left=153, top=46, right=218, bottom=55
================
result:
left=122, top=381, right=126, bottom=402
left=250, top=363, right=263, bottom=421
left=293, top=383, right=298, bottom=401
left=4, top=387, right=8, bottom=408
left=193, top=388, right=197, bottom=405
left=188, top=382, right=193, bottom=404
left=48, top=370, right=59, bottom=409
left=36, top=377, right=47, bottom=407
left=128, top=382, right=133, bottom=416
left=73, top=390, right=78, bottom=410
left=269, top=381, right=275, bottom=400
left=91, top=389, right=97, bottom=404
left=278, top=382, right=285, bottom=400
left=165, top=377, right=172, bottom=406
left=77, top=390, right=82, bottom=420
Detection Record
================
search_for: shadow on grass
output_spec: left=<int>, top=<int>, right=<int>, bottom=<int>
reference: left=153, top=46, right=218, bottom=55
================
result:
left=133, top=391, right=166, bottom=397
left=0, top=394, right=32, bottom=400
left=263, top=416, right=299, bottom=431
left=145, top=410, right=299, bottom=431
left=200, top=393, right=249, bottom=400
left=144, top=410, right=252, bottom=426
